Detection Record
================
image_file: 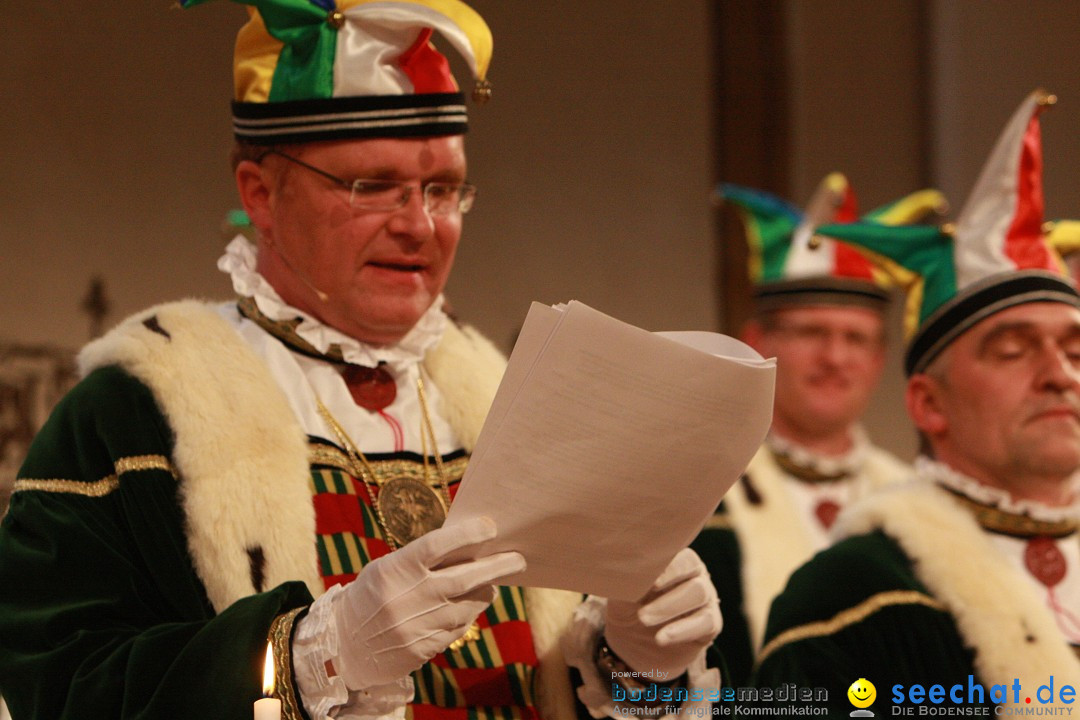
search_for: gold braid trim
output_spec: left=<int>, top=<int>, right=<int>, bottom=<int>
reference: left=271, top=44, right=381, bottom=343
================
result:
left=268, top=607, right=307, bottom=720
left=115, top=455, right=173, bottom=475
left=943, top=487, right=1078, bottom=539
left=13, top=476, right=120, bottom=497
left=771, top=450, right=851, bottom=484
left=238, top=296, right=347, bottom=363
left=702, top=513, right=733, bottom=531
left=757, top=590, right=945, bottom=666
left=309, top=443, right=469, bottom=484
left=13, top=455, right=174, bottom=497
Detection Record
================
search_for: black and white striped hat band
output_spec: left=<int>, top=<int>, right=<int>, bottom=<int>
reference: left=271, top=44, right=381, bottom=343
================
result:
left=231, top=92, right=468, bottom=145
left=905, top=270, right=1080, bottom=376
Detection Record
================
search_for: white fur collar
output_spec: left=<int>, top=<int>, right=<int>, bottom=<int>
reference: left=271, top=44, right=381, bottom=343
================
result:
left=726, top=444, right=909, bottom=650
left=79, top=300, right=324, bottom=610
left=835, top=479, right=1080, bottom=686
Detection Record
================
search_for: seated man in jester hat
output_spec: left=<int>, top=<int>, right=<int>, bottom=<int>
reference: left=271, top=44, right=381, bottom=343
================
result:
left=756, top=90, right=1080, bottom=713
left=699, top=174, right=943, bottom=684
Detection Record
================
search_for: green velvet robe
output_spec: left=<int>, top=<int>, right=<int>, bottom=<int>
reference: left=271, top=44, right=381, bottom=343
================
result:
left=0, top=364, right=314, bottom=719
left=0, top=300, right=586, bottom=720
left=691, top=444, right=909, bottom=687
left=755, top=530, right=987, bottom=713
left=754, top=479, right=1080, bottom=717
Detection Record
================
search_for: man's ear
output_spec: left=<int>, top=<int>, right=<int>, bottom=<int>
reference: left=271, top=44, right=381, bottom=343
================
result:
left=235, top=160, right=274, bottom=234
left=906, top=373, right=948, bottom=437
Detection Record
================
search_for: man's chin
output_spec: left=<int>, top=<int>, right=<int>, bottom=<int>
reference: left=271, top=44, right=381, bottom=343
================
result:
left=1022, top=438, right=1080, bottom=480
left=799, top=402, right=861, bottom=431
left=329, top=294, right=438, bottom=342
left=329, top=311, right=429, bottom=345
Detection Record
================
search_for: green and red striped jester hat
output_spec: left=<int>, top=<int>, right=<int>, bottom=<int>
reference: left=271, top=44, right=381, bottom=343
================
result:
left=717, top=172, right=947, bottom=314
left=180, top=0, right=493, bottom=144
left=814, top=89, right=1080, bottom=376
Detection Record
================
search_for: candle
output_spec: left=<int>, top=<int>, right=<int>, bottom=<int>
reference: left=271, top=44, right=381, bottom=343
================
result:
left=254, top=643, right=281, bottom=720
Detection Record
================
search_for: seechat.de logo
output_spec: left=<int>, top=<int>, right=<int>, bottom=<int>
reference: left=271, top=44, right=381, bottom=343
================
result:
left=849, top=678, right=877, bottom=717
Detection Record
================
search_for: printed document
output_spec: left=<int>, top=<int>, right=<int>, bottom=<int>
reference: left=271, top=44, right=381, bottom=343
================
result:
left=445, top=301, right=776, bottom=600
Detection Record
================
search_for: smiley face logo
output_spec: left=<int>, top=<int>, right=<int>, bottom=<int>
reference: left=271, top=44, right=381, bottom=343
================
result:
left=848, top=678, right=876, bottom=709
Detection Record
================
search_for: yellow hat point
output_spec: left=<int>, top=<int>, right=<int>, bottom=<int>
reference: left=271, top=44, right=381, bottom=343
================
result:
left=824, top=172, right=848, bottom=197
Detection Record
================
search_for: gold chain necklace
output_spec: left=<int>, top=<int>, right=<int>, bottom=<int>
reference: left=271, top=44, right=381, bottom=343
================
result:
left=314, top=375, right=483, bottom=650
left=315, top=375, right=452, bottom=550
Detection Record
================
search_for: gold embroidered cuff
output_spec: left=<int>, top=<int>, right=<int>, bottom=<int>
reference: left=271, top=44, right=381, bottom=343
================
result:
left=268, top=607, right=307, bottom=720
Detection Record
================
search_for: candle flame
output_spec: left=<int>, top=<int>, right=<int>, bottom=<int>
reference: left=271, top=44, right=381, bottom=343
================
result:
left=262, top=642, right=276, bottom=696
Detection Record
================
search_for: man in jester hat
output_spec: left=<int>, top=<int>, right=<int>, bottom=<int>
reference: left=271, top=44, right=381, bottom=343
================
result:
left=697, top=174, right=944, bottom=684
left=0, top=2, right=722, bottom=719
left=755, top=89, right=1080, bottom=707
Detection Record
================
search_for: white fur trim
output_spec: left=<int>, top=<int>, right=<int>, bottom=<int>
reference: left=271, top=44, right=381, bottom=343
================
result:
left=835, top=481, right=1080, bottom=688
left=859, top=446, right=914, bottom=493
left=79, top=300, right=324, bottom=611
left=725, top=449, right=816, bottom=651
left=728, top=445, right=909, bottom=650
left=422, top=322, right=506, bottom=452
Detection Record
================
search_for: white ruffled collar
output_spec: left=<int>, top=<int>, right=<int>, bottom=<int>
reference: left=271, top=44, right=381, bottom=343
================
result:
left=765, top=425, right=870, bottom=478
left=218, top=235, right=448, bottom=370
left=916, top=456, right=1080, bottom=524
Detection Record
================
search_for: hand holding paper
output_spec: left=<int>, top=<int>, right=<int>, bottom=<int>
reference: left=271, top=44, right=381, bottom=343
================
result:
left=605, top=548, right=722, bottom=677
left=333, top=517, right=525, bottom=689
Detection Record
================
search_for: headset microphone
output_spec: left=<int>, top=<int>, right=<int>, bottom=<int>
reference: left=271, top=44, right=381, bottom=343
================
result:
left=267, top=237, right=329, bottom=302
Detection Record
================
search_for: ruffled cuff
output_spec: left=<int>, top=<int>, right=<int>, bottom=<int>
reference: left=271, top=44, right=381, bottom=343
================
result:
left=292, top=584, right=413, bottom=720
left=562, top=596, right=721, bottom=719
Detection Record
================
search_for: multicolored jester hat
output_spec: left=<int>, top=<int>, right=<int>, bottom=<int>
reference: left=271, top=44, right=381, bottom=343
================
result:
left=179, top=0, right=493, bottom=143
left=813, top=89, right=1080, bottom=375
left=717, top=173, right=948, bottom=313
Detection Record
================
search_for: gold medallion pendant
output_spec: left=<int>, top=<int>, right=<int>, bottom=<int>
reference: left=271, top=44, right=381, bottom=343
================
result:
left=316, top=381, right=481, bottom=650
left=378, top=477, right=448, bottom=547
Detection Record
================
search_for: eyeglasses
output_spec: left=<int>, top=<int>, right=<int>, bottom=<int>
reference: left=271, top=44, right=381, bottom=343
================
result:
left=768, top=322, right=884, bottom=356
left=259, top=149, right=477, bottom=216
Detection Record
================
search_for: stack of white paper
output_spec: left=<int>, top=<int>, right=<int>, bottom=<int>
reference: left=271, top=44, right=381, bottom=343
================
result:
left=445, top=301, right=776, bottom=600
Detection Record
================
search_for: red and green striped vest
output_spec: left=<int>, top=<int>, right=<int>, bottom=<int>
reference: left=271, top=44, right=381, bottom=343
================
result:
left=308, top=441, right=540, bottom=720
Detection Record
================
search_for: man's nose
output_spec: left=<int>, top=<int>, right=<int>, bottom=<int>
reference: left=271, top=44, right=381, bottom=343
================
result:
left=820, top=332, right=850, bottom=365
left=387, top=186, right=435, bottom=241
left=1038, top=344, right=1080, bottom=392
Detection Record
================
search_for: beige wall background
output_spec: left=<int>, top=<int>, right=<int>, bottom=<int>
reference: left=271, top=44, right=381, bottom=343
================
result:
left=5, top=2, right=1080, bottom=460
left=0, top=1, right=715, bottom=352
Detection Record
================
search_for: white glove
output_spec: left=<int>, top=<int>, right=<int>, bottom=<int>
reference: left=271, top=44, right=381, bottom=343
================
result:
left=603, top=548, right=721, bottom=678
left=333, top=516, right=525, bottom=690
